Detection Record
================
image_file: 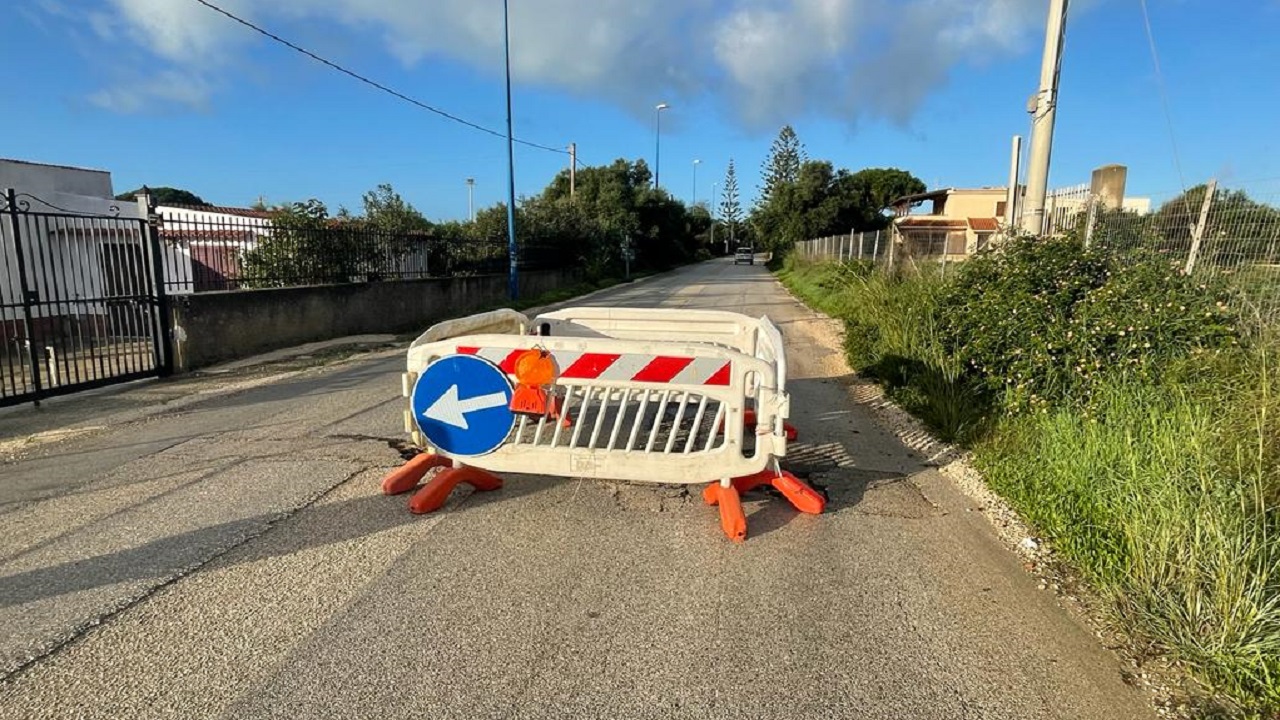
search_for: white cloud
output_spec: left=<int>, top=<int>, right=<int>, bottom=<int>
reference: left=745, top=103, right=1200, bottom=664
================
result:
left=66, top=0, right=1057, bottom=127
left=88, top=70, right=213, bottom=113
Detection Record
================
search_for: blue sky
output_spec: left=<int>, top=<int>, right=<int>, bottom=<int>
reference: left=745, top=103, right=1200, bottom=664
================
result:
left=4, top=0, right=1278, bottom=220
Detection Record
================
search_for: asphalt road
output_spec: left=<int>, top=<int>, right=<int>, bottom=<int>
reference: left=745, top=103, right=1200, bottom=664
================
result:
left=0, top=259, right=1155, bottom=719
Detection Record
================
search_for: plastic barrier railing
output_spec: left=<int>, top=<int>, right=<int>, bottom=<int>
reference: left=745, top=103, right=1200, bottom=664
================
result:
left=382, top=307, right=823, bottom=541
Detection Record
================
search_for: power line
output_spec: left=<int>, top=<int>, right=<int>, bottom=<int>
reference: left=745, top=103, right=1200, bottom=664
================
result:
left=191, top=0, right=569, bottom=156
left=1138, top=0, right=1191, bottom=211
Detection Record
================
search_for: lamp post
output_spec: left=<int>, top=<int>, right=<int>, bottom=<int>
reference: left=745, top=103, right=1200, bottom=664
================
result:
left=466, top=177, right=475, bottom=221
left=711, top=180, right=720, bottom=254
left=654, top=102, right=669, bottom=189
left=692, top=159, right=700, bottom=206
left=502, top=0, right=518, bottom=299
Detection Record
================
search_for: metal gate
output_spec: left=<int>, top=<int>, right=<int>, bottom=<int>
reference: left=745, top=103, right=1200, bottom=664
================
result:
left=1, top=189, right=171, bottom=407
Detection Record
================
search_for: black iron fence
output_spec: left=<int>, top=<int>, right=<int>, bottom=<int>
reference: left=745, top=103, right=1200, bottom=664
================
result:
left=2, top=190, right=168, bottom=407
left=157, top=211, right=564, bottom=294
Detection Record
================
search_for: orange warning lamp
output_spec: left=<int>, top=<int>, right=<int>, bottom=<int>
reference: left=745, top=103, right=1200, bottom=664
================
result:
left=510, top=349, right=555, bottom=416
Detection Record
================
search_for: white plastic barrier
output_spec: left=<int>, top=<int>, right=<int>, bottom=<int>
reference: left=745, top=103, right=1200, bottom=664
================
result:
left=402, top=307, right=789, bottom=485
left=388, top=306, right=823, bottom=541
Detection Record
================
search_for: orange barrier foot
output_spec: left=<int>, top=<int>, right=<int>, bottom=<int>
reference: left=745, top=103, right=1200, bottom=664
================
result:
left=768, top=470, right=826, bottom=515
left=381, top=453, right=453, bottom=496
left=548, top=396, right=573, bottom=429
left=711, top=483, right=747, bottom=542
left=704, top=469, right=827, bottom=520
left=408, top=466, right=504, bottom=514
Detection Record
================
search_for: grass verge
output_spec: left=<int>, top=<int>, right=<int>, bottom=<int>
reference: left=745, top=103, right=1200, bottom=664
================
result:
left=778, top=253, right=1280, bottom=718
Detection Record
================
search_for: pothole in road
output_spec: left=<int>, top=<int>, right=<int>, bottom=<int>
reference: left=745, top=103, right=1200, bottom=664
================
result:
left=809, top=468, right=942, bottom=520
left=324, top=434, right=417, bottom=460
left=607, top=483, right=695, bottom=513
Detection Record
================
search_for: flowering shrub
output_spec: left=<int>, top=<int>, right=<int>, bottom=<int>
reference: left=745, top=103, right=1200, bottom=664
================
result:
left=940, top=235, right=1239, bottom=413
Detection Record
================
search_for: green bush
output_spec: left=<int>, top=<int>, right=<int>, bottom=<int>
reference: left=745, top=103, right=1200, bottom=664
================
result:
left=941, top=236, right=1240, bottom=413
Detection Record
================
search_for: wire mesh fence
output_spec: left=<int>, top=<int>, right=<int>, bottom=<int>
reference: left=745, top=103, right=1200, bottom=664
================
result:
left=793, top=230, right=892, bottom=265
left=796, top=181, right=1280, bottom=328
left=1068, top=183, right=1280, bottom=327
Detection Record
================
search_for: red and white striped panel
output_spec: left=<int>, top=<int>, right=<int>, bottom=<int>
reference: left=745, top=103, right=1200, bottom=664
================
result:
left=456, top=347, right=731, bottom=386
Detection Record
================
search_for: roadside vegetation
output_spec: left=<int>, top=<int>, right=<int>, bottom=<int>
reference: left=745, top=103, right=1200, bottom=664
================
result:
left=779, top=236, right=1280, bottom=717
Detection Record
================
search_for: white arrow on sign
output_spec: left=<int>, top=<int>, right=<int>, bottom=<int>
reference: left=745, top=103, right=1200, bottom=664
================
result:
left=423, top=385, right=508, bottom=431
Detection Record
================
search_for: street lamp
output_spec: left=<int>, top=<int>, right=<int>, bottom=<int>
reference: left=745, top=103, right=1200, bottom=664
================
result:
left=654, top=102, right=669, bottom=189
left=711, top=180, right=720, bottom=253
left=502, top=0, right=518, bottom=300
left=466, top=177, right=475, bottom=222
left=692, top=159, right=701, bottom=206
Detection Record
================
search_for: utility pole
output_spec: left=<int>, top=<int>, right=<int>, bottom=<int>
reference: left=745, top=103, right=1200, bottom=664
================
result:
left=1020, top=0, right=1069, bottom=235
left=502, top=0, right=518, bottom=300
left=1004, top=135, right=1022, bottom=230
left=568, top=142, right=576, bottom=199
left=466, top=177, right=475, bottom=221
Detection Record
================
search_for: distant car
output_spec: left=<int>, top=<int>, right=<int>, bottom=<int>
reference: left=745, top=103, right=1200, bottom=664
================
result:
left=734, top=247, right=755, bottom=265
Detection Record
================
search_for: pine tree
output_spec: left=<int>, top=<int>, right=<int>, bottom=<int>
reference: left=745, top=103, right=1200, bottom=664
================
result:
left=720, top=159, right=743, bottom=244
left=758, top=125, right=806, bottom=207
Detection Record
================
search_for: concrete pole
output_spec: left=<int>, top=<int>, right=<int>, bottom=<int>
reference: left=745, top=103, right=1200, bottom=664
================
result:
left=1005, top=135, right=1022, bottom=230
left=466, top=177, right=475, bottom=221
left=1184, top=179, right=1217, bottom=275
left=1020, top=0, right=1069, bottom=235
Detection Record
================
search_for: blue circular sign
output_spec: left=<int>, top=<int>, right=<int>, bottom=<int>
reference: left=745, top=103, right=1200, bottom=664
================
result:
left=411, top=354, right=516, bottom=457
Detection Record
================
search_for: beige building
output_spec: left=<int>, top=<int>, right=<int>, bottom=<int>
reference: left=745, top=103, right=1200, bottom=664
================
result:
left=889, top=165, right=1148, bottom=260
left=890, top=187, right=1008, bottom=260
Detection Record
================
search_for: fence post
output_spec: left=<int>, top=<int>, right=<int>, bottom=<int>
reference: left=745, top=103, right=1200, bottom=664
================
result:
left=872, top=230, right=881, bottom=264
left=4, top=188, right=44, bottom=405
left=1083, top=196, right=1099, bottom=248
left=1184, top=179, right=1217, bottom=275
left=138, top=191, right=175, bottom=376
left=886, top=228, right=896, bottom=271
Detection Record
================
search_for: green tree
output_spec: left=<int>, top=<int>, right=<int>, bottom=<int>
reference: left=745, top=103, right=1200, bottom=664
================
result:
left=361, top=183, right=432, bottom=234
left=845, top=168, right=926, bottom=213
left=1152, top=185, right=1280, bottom=265
left=115, top=186, right=207, bottom=205
left=758, top=125, right=806, bottom=208
left=719, top=160, right=743, bottom=245
left=752, top=161, right=895, bottom=250
left=240, top=199, right=383, bottom=287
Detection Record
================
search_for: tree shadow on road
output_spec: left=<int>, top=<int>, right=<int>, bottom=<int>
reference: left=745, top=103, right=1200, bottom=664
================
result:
left=0, top=470, right=555, bottom=609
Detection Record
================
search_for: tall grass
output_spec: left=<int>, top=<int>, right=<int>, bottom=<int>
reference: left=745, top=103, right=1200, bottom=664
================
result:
left=977, top=358, right=1280, bottom=714
left=779, top=255, right=985, bottom=443
left=780, top=255, right=1280, bottom=716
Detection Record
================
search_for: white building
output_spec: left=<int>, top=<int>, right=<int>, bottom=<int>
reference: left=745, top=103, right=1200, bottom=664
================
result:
left=1, top=159, right=150, bottom=342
